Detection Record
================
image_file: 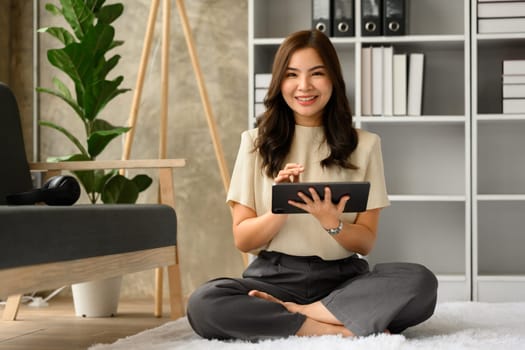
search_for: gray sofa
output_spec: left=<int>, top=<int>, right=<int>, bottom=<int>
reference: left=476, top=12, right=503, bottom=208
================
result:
left=0, top=82, right=185, bottom=320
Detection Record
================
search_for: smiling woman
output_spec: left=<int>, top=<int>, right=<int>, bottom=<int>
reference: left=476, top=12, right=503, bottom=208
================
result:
left=280, top=48, right=333, bottom=126
left=185, top=29, right=438, bottom=341
left=257, top=29, right=359, bottom=179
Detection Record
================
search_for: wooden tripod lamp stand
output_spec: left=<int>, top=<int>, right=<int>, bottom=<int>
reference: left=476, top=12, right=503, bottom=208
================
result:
left=121, top=0, right=248, bottom=317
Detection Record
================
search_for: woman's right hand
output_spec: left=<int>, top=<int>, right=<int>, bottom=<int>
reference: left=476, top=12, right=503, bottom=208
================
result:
left=274, top=163, right=304, bottom=183
left=232, top=164, right=303, bottom=252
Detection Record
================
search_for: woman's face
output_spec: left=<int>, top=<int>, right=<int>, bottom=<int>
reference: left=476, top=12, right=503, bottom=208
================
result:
left=280, top=47, right=333, bottom=126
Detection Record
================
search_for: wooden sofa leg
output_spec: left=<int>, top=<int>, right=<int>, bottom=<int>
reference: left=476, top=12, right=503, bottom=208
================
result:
left=2, top=294, right=23, bottom=321
left=167, top=263, right=185, bottom=319
left=154, top=267, right=164, bottom=317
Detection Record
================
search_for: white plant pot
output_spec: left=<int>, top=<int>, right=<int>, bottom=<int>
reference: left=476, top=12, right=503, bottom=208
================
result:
left=72, top=276, right=122, bottom=317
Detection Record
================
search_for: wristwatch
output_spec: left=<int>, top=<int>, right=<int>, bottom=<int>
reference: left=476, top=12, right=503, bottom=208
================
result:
left=325, top=220, right=343, bottom=236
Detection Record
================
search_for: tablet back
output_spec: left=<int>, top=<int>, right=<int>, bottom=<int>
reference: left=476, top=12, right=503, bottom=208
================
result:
left=272, top=181, right=370, bottom=214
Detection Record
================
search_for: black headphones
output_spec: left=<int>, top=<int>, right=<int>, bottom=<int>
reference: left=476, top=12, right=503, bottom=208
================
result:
left=6, top=175, right=81, bottom=206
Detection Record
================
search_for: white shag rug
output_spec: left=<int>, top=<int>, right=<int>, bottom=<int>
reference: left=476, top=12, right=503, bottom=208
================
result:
left=89, top=302, right=525, bottom=350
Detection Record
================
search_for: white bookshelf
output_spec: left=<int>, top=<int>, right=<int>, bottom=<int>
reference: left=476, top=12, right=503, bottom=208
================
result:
left=471, top=0, right=525, bottom=302
left=247, top=0, right=525, bottom=302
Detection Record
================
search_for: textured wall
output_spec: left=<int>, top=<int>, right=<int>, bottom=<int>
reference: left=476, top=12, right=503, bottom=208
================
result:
left=0, top=0, right=34, bottom=161
left=0, top=0, right=9, bottom=83
left=36, top=0, right=248, bottom=301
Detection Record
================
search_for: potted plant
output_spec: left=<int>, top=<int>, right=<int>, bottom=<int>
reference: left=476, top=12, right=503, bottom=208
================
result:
left=38, top=0, right=151, bottom=204
left=38, top=0, right=150, bottom=317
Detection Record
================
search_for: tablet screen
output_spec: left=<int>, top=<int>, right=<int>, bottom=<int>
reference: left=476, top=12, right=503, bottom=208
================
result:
left=272, top=181, right=370, bottom=214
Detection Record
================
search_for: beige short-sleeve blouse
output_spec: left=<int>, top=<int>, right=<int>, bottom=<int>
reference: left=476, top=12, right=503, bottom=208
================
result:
left=227, top=125, right=390, bottom=260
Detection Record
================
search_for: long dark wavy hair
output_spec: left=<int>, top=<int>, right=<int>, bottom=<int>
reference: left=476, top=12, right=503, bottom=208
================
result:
left=255, top=29, right=358, bottom=178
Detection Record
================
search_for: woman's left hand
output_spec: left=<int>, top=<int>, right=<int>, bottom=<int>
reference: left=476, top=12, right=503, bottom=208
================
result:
left=289, top=186, right=349, bottom=229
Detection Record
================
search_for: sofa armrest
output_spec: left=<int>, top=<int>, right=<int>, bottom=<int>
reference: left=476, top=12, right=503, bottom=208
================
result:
left=29, top=158, right=186, bottom=171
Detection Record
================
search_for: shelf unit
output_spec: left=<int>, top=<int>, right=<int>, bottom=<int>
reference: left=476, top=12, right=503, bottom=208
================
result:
left=248, top=0, right=525, bottom=302
left=471, top=2, right=525, bottom=302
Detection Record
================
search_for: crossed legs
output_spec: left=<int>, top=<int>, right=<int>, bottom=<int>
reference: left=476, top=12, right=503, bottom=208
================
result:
left=186, top=257, right=437, bottom=340
left=248, top=290, right=355, bottom=337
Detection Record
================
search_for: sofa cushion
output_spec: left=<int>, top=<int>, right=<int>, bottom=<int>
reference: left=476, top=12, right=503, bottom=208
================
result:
left=0, top=204, right=177, bottom=269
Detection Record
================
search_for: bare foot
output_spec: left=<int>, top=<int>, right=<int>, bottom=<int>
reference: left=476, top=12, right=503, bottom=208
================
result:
left=248, top=290, right=355, bottom=337
left=248, top=290, right=303, bottom=314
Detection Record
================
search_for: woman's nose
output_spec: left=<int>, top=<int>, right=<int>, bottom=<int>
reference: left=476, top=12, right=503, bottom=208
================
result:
left=298, top=76, right=312, bottom=90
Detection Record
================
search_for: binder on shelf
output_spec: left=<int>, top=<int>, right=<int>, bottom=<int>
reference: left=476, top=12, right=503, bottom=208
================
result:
left=255, top=73, right=272, bottom=88
left=361, top=0, right=382, bottom=36
left=333, top=0, right=354, bottom=37
left=503, top=99, right=525, bottom=114
left=503, top=75, right=525, bottom=84
left=503, top=60, right=525, bottom=75
left=371, top=46, right=384, bottom=115
left=383, top=46, right=393, bottom=116
left=312, top=0, right=332, bottom=36
left=393, top=53, right=407, bottom=115
left=478, top=1, right=525, bottom=18
left=255, top=88, right=268, bottom=103
left=503, top=84, right=525, bottom=99
left=478, top=18, right=525, bottom=34
left=253, top=73, right=271, bottom=128
left=383, top=0, right=405, bottom=35
left=407, top=53, right=424, bottom=116
left=361, top=46, right=372, bottom=116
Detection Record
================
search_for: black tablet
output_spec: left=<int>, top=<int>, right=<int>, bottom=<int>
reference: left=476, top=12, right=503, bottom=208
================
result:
left=272, top=181, right=370, bottom=214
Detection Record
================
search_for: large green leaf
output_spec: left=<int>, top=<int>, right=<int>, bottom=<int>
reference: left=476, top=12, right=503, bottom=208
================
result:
left=47, top=47, right=84, bottom=92
left=86, top=0, right=106, bottom=13
left=87, top=126, right=130, bottom=158
left=83, top=77, right=129, bottom=121
left=79, top=25, right=119, bottom=114
left=101, top=173, right=153, bottom=204
left=44, top=3, right=62, bottom=16
left=101, top=175, right=139, bottom=204
left=72, top=168, right=98, bottom=203
left=38, top=27, right=76, bottom=46
left=60, top=0, right=94, bottom=40
left=51, top=77, right=73, bottom=100
left=76, top=169, right=114, bottom=199
left=46, top=23, right=115, bottom=107
left=96, top=3, right=123, bottom=25
left=81, top=23, right=115, bottom=65
left=91, top=118, right=115, bottom=133
left=75, top=168, right=114, bottom=201
left=94, top=169, right=117, bottom=193
left=108, top=40, right=124, bottom=51
left=75, top=170, right=95, bottom=201
left=96, top=54, right=120, bottom=80
left=131, top=174, right=153, bottom=193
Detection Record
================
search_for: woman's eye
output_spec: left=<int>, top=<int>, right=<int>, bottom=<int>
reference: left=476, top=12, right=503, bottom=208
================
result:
left=312, top=71, right=324, bottom=76
left=285, top=72, right=297, bottom=78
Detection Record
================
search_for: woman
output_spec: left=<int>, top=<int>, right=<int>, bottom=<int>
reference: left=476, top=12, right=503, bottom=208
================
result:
left=187, top=29, right=437, bottom=340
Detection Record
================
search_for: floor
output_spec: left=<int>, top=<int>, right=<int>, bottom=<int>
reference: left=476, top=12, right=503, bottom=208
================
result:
left=0, top=296, right=174, bottom=350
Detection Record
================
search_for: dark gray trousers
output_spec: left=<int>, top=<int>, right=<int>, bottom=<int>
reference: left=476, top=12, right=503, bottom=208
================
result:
left=187, top=251, right=438, bottom=340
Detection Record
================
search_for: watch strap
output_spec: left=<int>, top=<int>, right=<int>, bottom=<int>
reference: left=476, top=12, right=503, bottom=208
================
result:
left=325, top=220, right=343, bottom=236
